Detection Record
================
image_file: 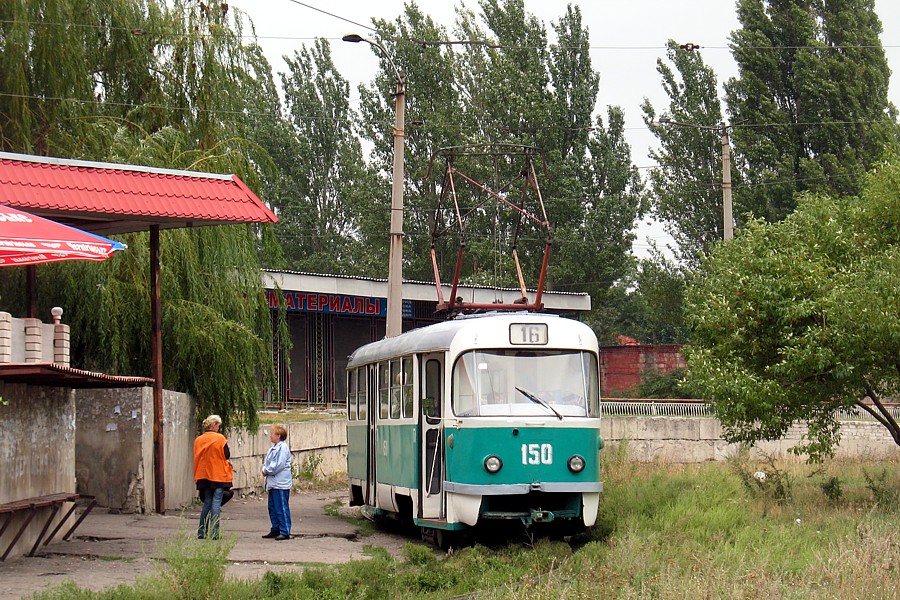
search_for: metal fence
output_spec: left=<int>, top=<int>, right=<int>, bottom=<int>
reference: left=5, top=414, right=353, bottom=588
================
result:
left=601, top=399, right=900, bottom=422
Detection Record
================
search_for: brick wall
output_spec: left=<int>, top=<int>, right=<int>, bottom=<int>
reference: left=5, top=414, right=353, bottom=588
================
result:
left=599, top=344, right=685, bottom=397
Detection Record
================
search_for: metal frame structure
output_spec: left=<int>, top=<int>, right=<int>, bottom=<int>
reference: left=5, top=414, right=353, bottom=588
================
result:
left=426, top=144, right=552, bottom=314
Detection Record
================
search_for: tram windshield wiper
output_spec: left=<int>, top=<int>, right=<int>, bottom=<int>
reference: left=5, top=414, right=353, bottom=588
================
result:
left=515, top=387, right=563, bottom=420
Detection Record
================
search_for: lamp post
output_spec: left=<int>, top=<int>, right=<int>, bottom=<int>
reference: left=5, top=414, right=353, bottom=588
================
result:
left=658, top=117, right=735, bottom=240
left=343, top=33, right=406, bottom=337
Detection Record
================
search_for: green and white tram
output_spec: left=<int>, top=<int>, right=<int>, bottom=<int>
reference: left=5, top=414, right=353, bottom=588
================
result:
left=346, top=312, right=603, bottom=545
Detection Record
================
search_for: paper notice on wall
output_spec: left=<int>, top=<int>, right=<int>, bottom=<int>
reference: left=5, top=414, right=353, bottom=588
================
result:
left=114, top=405, right=121, bottom=415
left=131, top=410, right=138, bottom=419
left=106, top=423, right=118, bottom=432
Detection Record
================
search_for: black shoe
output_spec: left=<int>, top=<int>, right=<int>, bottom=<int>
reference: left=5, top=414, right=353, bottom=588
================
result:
left=261, top=532, right=279, bottom=539
left=274, top=534, right=290, bottom=541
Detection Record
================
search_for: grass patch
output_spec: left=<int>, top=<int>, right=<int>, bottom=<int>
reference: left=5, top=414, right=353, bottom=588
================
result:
left=31, top=457, right=900, bottom=599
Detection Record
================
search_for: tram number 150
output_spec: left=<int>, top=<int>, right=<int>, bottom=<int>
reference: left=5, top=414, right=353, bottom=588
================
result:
left=521, top=443, right=553, bottom=465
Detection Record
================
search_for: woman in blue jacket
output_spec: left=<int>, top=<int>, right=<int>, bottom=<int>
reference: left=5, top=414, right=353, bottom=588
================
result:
left=261, top=424, right=293, bottom=540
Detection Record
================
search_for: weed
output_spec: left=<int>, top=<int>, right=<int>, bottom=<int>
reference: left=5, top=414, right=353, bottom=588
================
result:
left=296, top=451, right=323, bottom=481
left=863, top=467, right=900, bottom=506
left=158, top=530, right=235, bottom=600
left=729, top=450, right=793, bottom=503
left=819, top=475, right=844, bottom=502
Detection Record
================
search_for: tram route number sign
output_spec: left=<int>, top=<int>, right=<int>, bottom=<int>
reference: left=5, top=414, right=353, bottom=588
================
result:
left=509, top=323, right=548, bottom=345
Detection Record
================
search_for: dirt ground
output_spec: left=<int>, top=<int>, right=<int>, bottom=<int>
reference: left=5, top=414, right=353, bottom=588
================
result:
left=0, top=488, right=409, bottom=599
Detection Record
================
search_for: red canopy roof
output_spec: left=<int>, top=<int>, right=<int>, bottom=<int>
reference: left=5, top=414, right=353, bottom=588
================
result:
left=0, top=152, right=277, bottom=234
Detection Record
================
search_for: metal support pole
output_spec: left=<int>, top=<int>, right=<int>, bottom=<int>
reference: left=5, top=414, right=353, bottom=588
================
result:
left=150, top=225, right=165, bottom=514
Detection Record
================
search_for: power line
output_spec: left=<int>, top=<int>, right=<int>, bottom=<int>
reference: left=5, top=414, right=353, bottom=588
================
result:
left=281, top=0, right=376, bottom=33
left=2, top=20, right=898, bottom=52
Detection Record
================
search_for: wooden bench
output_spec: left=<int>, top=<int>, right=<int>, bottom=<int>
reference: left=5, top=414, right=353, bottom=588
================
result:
left=0, top=492, right=96, bottom=561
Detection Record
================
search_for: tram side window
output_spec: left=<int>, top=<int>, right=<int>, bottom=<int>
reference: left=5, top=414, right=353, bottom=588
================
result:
left=358, top=366, right=368, bottom=421
left=401, top=356, right=414, bottom=418
left=390, top=359, right=402, bottom=419
left=423, top=358, right=441, bottom=419
left=348, top=369, right=358, bottom=420
left=378, top=362, right=389, bottom=419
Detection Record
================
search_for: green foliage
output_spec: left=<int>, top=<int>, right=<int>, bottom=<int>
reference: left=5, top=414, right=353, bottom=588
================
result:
left=728, top=451, right=794, bottom=505
left=351, top=2, right=642, bottom=342
left=296, top=452, right=324, bottom=482
left=725, top=0, right=898, bottom=224
left=819, top=475, right=844, bottom=503
left=685, top=155, right=900, bottom=460
left=643, top=40, right=727, bottom=268
left=863, top=468, right=900, bottom=507
left=159, top=532, right=235, bottom=600
left=626, top=367, right=691, bottom=399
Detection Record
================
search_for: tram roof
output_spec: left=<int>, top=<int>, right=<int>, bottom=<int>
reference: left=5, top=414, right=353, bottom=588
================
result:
left=347, top=312, right=595, bottom=366
left=262, top=269, right=591, bottom=312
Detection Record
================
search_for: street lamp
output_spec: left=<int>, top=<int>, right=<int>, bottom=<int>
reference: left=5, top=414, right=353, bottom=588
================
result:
left=658, top=117, right=735, bottom=241
left=343, top=33, right=406, bottom=337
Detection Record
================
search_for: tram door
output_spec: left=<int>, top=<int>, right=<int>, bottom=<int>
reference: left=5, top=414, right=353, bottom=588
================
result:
left=366, top=364, right=377, bottom=506
left=419, top=354, right=444, bottom=519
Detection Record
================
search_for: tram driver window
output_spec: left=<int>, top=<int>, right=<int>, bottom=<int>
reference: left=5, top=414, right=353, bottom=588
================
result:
left=452, top=353, right=477, bottom=416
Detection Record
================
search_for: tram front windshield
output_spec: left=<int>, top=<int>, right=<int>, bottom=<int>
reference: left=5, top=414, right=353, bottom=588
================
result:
left=452, top=349, right=600, bottom=418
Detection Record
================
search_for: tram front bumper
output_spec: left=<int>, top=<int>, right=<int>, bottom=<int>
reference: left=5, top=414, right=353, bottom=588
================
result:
left=481, top=508, right=561, bottom=524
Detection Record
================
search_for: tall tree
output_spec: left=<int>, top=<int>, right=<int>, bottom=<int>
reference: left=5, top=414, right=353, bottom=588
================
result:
left=359, top=3, right=464, bottom=281
left=274, top=39, right=376, bottom=274
left=642, top=41, right=726, bottom=269
left=725, top=0, right=897, bottom=224
left=685, top=154, right=900, bottom=460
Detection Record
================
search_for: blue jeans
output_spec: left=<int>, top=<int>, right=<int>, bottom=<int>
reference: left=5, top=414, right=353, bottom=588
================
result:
left=267, top=488, right=291, bottom=536
left=198, top=487, right=224, bottom=539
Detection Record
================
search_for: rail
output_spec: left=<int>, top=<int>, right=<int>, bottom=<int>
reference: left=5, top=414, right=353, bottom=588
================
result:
left=600, top=399, right=900, bottom=422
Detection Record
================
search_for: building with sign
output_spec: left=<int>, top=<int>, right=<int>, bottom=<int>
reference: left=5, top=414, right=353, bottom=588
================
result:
left=263, top=270, right=591, bottom=406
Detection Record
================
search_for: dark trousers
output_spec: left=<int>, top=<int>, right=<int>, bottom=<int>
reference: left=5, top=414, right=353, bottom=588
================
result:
left=267, top=488, right=291, bottom=536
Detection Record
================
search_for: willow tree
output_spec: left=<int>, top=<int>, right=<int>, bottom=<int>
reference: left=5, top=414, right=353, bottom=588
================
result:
left=0, top=0, right=283, bottom=428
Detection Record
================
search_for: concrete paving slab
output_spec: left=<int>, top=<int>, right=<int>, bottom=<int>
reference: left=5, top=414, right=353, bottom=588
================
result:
left=0, top=488, right=408, bottom=599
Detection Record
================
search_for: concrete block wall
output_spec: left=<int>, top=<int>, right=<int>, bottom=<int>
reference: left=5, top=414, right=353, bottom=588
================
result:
left=228, top=419, right=347, bottom=494
left=74, top=387, right=195, bottom=513
left=0, top=382, right=76, bottom=560
left=601, top=416, right=900, bottom=463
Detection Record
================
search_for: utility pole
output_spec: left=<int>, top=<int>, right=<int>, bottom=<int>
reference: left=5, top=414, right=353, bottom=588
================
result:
left=658, top=117, right=736, bottom=241
left=344, top=34, right=406, bottom=337
left=720, top=125, right=733, bottom=240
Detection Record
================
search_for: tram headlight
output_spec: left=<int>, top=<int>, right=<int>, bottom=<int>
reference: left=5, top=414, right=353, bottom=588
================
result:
left=484, top=455, right=503, bottom=473
left=567, top=455, right=586, bottom=473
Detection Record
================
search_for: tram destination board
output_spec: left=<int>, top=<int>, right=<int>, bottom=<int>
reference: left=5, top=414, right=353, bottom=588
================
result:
left=509, top=323, right=548, bottom=345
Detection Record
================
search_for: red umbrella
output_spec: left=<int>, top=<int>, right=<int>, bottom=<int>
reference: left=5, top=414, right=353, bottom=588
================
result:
left=0, top=204, right=125, bottom=267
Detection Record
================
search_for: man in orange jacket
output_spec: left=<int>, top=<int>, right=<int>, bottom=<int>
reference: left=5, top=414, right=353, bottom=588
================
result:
left=193, top=414, right=234, bottom=539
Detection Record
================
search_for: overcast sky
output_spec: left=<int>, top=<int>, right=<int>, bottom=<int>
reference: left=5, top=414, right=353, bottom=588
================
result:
left=229, top=0, right=900, bottom=257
